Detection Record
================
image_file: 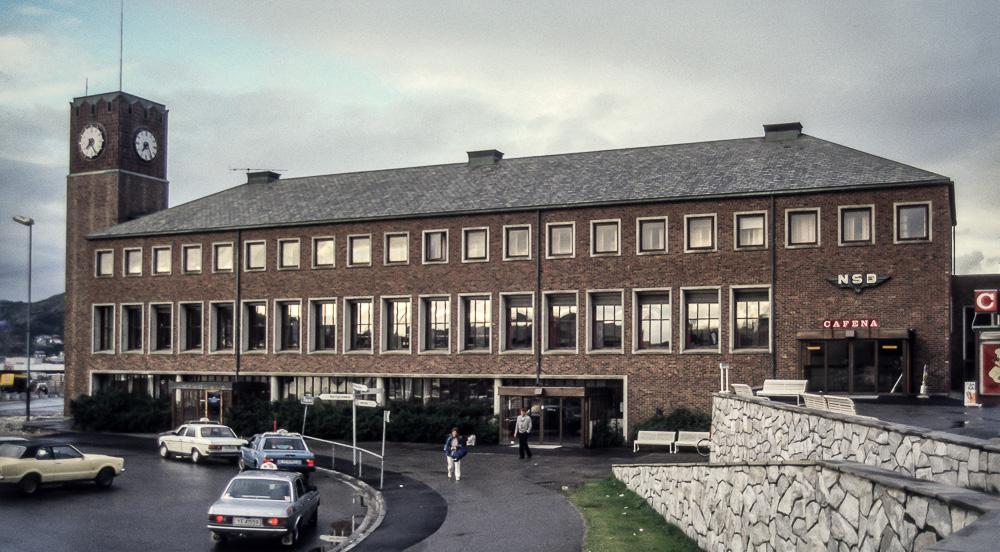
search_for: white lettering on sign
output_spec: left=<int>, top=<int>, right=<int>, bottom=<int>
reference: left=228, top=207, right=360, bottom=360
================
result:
left=975, top=290, right=998, bottom=313
left=828, top=273, right=890, bottom=293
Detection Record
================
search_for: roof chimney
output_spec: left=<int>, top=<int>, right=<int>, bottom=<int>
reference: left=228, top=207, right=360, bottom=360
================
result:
left=246, top=171, right=282, bottom=185
left=763, top=122, right=803, bottom=142
left=467, top=149, right=504, bottom=167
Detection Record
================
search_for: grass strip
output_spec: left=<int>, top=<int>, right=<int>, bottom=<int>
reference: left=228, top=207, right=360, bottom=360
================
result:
left=567, top=474, right=704, bottom=552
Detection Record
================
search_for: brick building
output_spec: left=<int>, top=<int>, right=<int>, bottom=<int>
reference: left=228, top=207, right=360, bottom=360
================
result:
left=65, top=91, right=956, bottom=444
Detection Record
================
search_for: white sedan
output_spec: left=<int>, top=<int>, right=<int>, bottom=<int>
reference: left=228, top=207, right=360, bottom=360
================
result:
left=158, top=419, right=247, bottom=464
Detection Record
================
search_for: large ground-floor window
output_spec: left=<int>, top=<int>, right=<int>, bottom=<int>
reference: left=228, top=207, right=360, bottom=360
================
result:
left=801, top=339, right=907, bottom=394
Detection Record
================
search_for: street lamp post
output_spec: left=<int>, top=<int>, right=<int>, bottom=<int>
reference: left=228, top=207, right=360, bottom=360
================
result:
left=13, top=215, right=34, bottom=421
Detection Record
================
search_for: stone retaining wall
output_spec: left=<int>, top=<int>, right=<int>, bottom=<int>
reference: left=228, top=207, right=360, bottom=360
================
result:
left=614, top=460, right=996, bottom=551
left=711, top=394, right=1000, bottom=492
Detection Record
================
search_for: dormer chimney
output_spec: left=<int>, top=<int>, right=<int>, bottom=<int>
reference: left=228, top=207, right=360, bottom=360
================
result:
left=246, top=171, right=281, bottom=185
left=467, top=149, right=504, bottom=167
left=763, top=122, right=803, bottom=142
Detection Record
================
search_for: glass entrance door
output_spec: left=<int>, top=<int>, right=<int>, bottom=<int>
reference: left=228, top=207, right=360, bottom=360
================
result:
left=502, top=396, right=582, bottom=445
left=801, top=339, right=907, bottom=394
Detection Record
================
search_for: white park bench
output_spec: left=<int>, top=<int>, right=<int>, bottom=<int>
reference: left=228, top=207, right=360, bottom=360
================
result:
left=673, top=431, right=711, bottom=453
left=633, top=430, right=676, bottom=452
left=757, top=379, right=809, bottom=405
left=824, top=396, right=876, bottom=420
left=731, top=383, right=769, bottom=400
left=800, top=393, right=828, bottom=410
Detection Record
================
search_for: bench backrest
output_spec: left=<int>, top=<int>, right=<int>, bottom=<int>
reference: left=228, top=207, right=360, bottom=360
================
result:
left=731, top=383, right=755, bottom=398
left=825, top=396, right=858, bottom=415
left=800, top=393, right=828, bottom=410
left=760, top=379, right=808, bottom=393
left=636, top=430, right=675, bottom=442
left=676, top=431, right=710, bottom=443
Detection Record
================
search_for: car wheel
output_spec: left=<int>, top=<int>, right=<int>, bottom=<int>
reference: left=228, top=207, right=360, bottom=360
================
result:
left=191, top=449, right=203, bottom=464
left=238, top=457, right=247, bottom=471
left=18, top=474, right=40, bottom=496
left=281, top=522, right=298, bottom=546
left=95, top=467, right=115, bottom=489
left=159, top=443, right=171, bottom=459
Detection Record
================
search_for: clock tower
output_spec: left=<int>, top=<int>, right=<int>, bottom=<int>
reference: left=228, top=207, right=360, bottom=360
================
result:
left=64, top=91, right=169, bottom=402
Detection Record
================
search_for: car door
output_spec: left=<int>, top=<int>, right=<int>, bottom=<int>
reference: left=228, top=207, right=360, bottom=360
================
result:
left=294, top=476, right=319, bottom=519
left=241, top=436, right=259, bottom=467
left=164, top=425, right=187, bottom=454
left=51, top=445, right=89, bottom=480
left=32, top=446, right=67, bottom=483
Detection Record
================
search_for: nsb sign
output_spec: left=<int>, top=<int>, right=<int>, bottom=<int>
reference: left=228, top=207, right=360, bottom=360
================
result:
left=827, top=273, right=890, bottom=293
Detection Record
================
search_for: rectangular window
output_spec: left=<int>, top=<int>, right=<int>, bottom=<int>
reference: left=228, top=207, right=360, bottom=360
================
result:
left=788, top=210, right=819, bottom=246
left=93, top=305, right=114, bottom=352
left=635, top=291, right=671, bottom=351
left=421, top=297, right=450, bottom=352
left=734, top=289, right=770, bottom=350
left=277, top=301, right=301, bottom=351
left=211, top=302, right=235, bottom=352
left=310, top=300, right=337, bottom=352
left=502, top=294, right=533, bottom=352
left=896, top=203, right=930, bottom=242
left=545, top=293, right=577, bottom=351
left=152, top=246, right=171, bottom=275
left=151, top=304, right=173, bottom=352
left=504, top=226, right=531, bottom=260
left=385, top=233, right=409, bottom=264
left=348, top=235, right=372, bottom=266
left=124, top=248, right=142, bottom=276
left=182, top=245, right=202, bottom=273
left=96, top=250, right=114, bottom=277
left=547, top=223, right=575, bottom=258
left=383, top=298, right=411, bottom=351
left=346, top=299, right=373, bottom=352
left=278, top=239, right=300, bottom=269
left=684, top=289, right=720, bottom=351
left=461, top=296, right=491, bottom=351
left=591, top=220, right=620, bottom=256
left=244, top=302, right=267, bottom=352
left=463, top=228, right=489, bottom=262
left=122, top=305, right=143, bottom=352
left=245, top=241, right=266, bottom=271
left=685, top=215, right=716, bottom=251
left=736, top=213, right=766, bottom=248
left=180, top=303, right=202, bottom=352
left=312, top=237, right=335, bottom=268
left=423, top=230, right=448, bottom=263
left=840, top=206, right=873, bottom=244
left=589, top=292, right=623, bottom=351
left=213, top=243, right=234, bottom=272
left=637, top=218, right=667, bottom=254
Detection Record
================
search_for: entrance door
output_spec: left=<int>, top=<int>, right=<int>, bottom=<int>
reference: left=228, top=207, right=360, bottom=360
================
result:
left=501, top=396, right=583, bottom=446
left=802, top=340, right=907, bottom=394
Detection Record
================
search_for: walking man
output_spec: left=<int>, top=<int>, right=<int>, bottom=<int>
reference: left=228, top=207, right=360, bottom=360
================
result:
left=514, top=408, right=533, bottom=459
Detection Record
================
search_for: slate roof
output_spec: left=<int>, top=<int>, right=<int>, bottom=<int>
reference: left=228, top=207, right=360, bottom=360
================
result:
left=88, top=133, right=951, bottom=239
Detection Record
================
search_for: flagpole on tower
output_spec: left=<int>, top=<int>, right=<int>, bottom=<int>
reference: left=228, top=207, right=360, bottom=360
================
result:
left=119, top=0, right=124, bottom=91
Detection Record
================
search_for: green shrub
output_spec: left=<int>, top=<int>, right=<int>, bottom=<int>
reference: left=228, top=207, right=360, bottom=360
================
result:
left=69, top=388, right=170, bottom=433
left=631, top=407, right=711, bottom=441
left=590, top=416, right=626, bottom=448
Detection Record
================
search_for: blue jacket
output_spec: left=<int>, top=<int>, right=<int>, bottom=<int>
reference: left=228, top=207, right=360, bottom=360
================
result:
left=444, top=433, right=467, bottom=459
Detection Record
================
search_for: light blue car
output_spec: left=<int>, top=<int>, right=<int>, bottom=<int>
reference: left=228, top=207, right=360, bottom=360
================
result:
left=238, top=430, right=316, bottom=474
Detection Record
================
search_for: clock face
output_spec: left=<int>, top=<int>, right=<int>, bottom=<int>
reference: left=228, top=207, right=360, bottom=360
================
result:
left=134, top=128, right=158, bottom=162
left=78, top=124, right=105, bottom=159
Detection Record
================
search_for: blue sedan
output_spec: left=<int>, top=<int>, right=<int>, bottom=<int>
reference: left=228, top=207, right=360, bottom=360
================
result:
left=238, top=430, right=316, bottom=473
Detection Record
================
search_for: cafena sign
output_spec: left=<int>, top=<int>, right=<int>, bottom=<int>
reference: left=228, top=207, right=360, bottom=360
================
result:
left=827, top=273, right=890, bottom=293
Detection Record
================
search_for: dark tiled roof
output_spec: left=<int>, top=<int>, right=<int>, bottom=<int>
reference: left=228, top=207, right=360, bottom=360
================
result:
left=89, top=134, right=950, bottom=239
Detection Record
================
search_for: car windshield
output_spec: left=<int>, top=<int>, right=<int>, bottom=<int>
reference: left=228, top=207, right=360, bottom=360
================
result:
left=263, top=437, right=306, bottom=451
left=200, top=427, right=237, bottom=438
left=0, top=444, right=26, bottom=458
left=224, top=478, right=291, bottom=501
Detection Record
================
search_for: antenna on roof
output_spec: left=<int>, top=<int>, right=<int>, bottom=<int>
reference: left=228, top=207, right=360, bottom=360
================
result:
left=119, top=0, right=124, bottom=91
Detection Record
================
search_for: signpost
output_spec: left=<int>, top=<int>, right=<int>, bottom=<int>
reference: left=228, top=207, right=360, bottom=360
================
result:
left=300, top=395, right=314, bottom=434
left=315, top=385, right=387, bottom=473
left=355, top=399, right=378, bottom=408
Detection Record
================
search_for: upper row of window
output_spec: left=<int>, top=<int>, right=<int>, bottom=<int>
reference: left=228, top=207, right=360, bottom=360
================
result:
left=94, top=202, right=932, bottom=277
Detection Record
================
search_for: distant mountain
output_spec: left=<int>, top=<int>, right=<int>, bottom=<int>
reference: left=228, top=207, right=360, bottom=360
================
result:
left=0, top=293, right=64, bottom=355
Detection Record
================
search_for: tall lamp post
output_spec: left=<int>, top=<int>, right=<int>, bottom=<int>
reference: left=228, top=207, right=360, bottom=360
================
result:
left=13, top=215, right=33, bottom=421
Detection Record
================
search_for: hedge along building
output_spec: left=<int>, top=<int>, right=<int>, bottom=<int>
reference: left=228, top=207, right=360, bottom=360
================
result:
left=65, top=91, right=956, bottom=444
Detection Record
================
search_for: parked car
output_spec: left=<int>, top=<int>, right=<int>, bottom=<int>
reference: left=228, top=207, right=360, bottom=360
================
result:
left=0, top=441, right=124, bottom=495
left=158, top=418, right=247, bottom=464
left=207, top=465, right=320, bottom=546
left=238, top=430, right=316, bottom=473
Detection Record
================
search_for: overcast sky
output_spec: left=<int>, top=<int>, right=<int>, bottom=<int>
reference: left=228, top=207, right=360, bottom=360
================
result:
left=1, top=0, right=999, bottom=302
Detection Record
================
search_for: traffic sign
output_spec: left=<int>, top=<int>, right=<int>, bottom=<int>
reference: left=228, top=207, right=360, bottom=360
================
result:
left=355, top=399, right=378, bottom=407
left=300, top=396, right=315, bottom=405
left=319, top=393, right=354, bottom=401
left=351, top=383, right=369, bottom=392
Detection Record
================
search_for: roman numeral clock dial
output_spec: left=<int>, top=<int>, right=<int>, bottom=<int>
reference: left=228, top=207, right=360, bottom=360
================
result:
left=134, top=128, right=158, bottom=162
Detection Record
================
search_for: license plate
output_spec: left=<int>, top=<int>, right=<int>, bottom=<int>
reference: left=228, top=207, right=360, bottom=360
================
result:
left=277, top=459, right=299, bottom=465
left=221, top=446, right=236, bottom=451
left=233, top=517, right=262, bottom=527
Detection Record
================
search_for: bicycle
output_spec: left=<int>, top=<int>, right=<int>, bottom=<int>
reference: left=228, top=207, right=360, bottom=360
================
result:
left=695, top=437, right=711, bottom=457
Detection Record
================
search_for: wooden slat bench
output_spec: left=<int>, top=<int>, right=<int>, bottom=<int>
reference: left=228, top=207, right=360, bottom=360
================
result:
left=732, top=383, right=769, bottom=400
left=800, top=393, right=828, bottom=410
left=757, top=379, right=809, bottom=405
left=824, top=396, right=876, bottom=419
left=633, top=430, right=676, bottom=452
left=673, top=431, right=711, bottom=453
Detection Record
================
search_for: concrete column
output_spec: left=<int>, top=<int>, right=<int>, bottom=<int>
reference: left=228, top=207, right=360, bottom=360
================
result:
left=423, top=379, right=432, bottom=404
left=270, top=376, right=281, bottom=401
left=493, top=378, right=503, bottom=415
left=376, top=377, right=386, bottom=406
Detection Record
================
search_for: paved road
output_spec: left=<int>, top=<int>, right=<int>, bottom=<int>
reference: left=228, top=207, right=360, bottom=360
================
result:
left=0, top=396, right=64, bottom=417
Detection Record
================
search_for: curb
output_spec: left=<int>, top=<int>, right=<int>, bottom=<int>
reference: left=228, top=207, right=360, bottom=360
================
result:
left=317, top=467, right=386, bottom=551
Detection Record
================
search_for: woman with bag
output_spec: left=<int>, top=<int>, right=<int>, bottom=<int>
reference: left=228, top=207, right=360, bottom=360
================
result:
left=443, top=427, right=467, bottom=480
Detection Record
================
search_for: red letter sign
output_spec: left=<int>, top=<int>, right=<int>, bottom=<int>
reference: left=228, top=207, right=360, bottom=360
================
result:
left=975, top=290, right=998, bottom=312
